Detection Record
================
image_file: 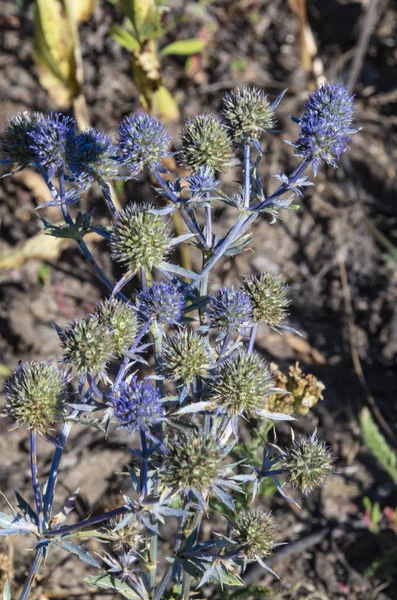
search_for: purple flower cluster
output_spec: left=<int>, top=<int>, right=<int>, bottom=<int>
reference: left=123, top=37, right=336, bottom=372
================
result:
left=66, top=128, right=118, bottom=188
left=186, top=166, right=220, bottom=201
left=292, top=82, right=356, bottom=175
left=208, top=286, right=253, bottom=335
left=137, top=282, right=185, bottom=325
left=118, top=113, right=171, bottom=175
left=27, top=113, right=76, bottom=179
left=108, top=377, right=163, bottom=434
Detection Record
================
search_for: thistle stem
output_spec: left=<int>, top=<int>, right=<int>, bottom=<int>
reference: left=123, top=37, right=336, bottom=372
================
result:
left=114, top=321, right=150, bottom=388
left=45, top=505, right=128, bottom=537
left=30, top=430, right=43, bottom=534
left=243, top=139, right=251, bottom=209
left=247, top=323, right=258, bottom=353
left=181, top=508, right=204, bottom=599
left=77, top=237, right=128, bottom=302
left=43, top=418, right=74, bottom=526
left=18, top=547, right=44, bottom=600
left=140, top=429, right=149, bottom=498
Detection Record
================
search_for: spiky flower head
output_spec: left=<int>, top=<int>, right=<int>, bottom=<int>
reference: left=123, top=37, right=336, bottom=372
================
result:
left=281, top=432, right=333, bottom=495
left=108, top=376, right=163, bottom=434
left=208, top=351, right=274, bottom=418
left=243, top=272, right=290, bottom=327
left=61, top=315, right=112, bottom=376
left=137, top=282, right=185, bottom=326
left=180, top=114, right=233, bottom=173
left=26, top=112, right=76, bottom=179
left=162, top=330, right=211, bottom=383
left=118, top=112, right=171, bottom=175
left=95, top=298, right=138, bottom=357
left=3, top=361, right=67, bottom=433
left=110, top=203, right=171, bottom=273
left=185, top=165, right=220, bottom=202
left=231, top=510, right=276, bottom=559
left=107, top=515, right=143, bottom=555
left=265, top=362, right=325, bottom=416
left=208, top=286, right=253, bottom=336
left=1, top=112, right=44, bottom=165
left=292, top=82, right=356, bottom=175
left=163, top=431, right=223, bottom=496
left=221, top=87, right=275, bottom=142
left=66, top=128, right=118, bottom=187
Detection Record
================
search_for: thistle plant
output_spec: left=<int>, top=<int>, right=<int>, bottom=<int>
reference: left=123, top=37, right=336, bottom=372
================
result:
left=0, top=82, right=353, bottom=599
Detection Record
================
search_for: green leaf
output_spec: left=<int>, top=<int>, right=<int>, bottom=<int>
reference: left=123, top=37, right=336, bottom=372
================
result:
left=360, top=407, right=397, bottom=483
left=160, top=38, right=206, bottom=56
left=110, top=24, right=140, bottom=51
left=53, top=539, right=100, bottom=567
left=86, top=575, right=142, bottom=599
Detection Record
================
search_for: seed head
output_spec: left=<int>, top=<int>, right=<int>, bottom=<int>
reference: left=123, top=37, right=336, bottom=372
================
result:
left=208, top=286, right=253, bottom=336
left=107, top=515, right=143, bottom=555
left=163, top=431, right=223, bottom=495
left=1, top=112, right=44, bottom=165
left=231, top=509, right=276, bottom=559
left=180, top=114, right=233, bottom=173
left=209, top=351, right=274, bottom=418
left=118, top=112, right=171, bottom=175
left=110, top=203, right=171, bottom=273
left=61, top=315, right=112, bottom=376
left=108, top=376, right=163, bottom=434
left=281, top=433, right=334, bottom=495
left=292, top=82, right=356, bottom=175
left=3, top=361, right=67, bottom=433
left=137, top=282, right=185, bottom=326
left=265, top=362, right=325, bottom=416
left=162, top=330, right=211, bottom=383
left=243, top=273, right=290, bottom=327
left=95, top=298, right=138, bottom=357
left=221, top=87, right=275, bottom=142
left=26, top=112, right=76, bottom=179
left=66, top=128, right=118, bottom=187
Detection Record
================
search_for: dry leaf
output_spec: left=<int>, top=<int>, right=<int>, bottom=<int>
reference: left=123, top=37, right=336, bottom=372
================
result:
left=0, top=232, right=71, bottom=270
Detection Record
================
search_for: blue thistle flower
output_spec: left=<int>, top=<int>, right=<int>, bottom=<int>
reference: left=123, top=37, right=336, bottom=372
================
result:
left=27, top=112, right=76, bottom=179
left=66, top=128, right=118, bottom=188
left=1, top=112, right=45, bottom=166
left=137, top=282, right=185, bottom=326
left=108, top=376, right=163, bottom=435
left=208, top=286, right=253, bottom=336
left=185, top=166, right=220, bottom=202
left=291, top=82, right=356, bottom=175
left=118, top=112, right=171, bottom=175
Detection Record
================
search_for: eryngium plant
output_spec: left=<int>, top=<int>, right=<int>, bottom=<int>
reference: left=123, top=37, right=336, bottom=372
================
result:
left=0, top=82, right=354, bottom=599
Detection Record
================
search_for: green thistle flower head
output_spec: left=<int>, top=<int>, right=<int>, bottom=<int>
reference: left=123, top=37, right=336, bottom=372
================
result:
left=163, top=431, right=223, bottom=495
left=208, top=351, right=274, bottom=418
left=62, top=315, right=112, bottom=376
left=221, top=87, right=275, bottom=143
left=2, top=112, right=44, bottom=165
left=231, top=509, right=276, bottom=559
left=180, top=114, right=233, bottom=173
left=281, top=433, right=334, bottom=495
left=243, top=272, right=290, bottom=327
left=162, top=330, right=211, bottom=383
left=95, top=298, right=138, bottom=357
left=110, top=203, right=171, bottom=272
left=3, top=361, right=67, bottom=433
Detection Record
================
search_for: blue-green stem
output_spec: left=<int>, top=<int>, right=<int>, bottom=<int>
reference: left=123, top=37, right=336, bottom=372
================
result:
left=154, top=498, right=190, bottom=600
left=30, top=430, right=43, bottom=534
left=43, top=417, right=74, bottom=526
left=45, top=505, right=128, bottom=537
left=18, top=546, right=45, bottom=600
left=140, top=429, right=149, bottom=497
left=181, top=507, right=204, bottom=600
left=247, top=323, right=258, bottom=354
left=149, top=326, right=163, bottom=589
left=243, top=139, right=251, bottom=209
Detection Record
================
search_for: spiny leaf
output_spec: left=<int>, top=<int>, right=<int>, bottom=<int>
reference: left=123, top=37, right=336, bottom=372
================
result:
left=86, top=575, right=143, bottom=599
left=360, top=407, right=397, bottom=483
